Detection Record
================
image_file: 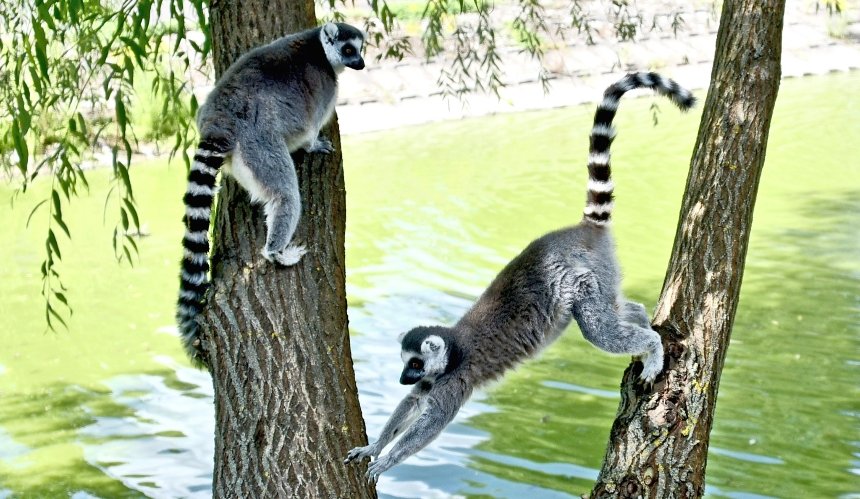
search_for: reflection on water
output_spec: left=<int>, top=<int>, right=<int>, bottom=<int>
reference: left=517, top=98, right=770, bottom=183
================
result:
left=708, top=447, right=784, bottom=466
left=79, top=357, right=213, bottom=499
left=0, top=73, right=858, bottom=498
left=0, top=429, right=30, bottom=468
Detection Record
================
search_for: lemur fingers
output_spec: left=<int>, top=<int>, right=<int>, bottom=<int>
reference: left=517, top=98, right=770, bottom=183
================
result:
left=365, top=454, right=395, bottom=483
left=344, top=444, right=378, bottom=464
left=637, top=347, right=664, bottom=384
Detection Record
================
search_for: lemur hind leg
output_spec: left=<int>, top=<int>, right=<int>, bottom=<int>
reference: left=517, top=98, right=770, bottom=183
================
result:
left=235, top=133, right=306, bottom=266
left=262, top=197, right=306, bottom=266
left=568, top=271, right=664, bottom=383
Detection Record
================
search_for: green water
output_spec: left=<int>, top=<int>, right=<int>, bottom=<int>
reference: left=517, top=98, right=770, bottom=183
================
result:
left=1, top=72, right=858, bottom=498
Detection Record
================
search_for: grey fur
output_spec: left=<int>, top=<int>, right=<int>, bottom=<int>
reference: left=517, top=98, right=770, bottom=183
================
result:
left=198, top=21, right=364, bottom=264
left=176, top=22, right=364, bottom=364
left=345, top=73, right=695, bottom=479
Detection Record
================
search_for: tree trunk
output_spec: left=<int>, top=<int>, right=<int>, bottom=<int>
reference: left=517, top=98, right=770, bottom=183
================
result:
left=200, top=2, right=376, bottom=497
left=591, top=0, right=785, bottom=496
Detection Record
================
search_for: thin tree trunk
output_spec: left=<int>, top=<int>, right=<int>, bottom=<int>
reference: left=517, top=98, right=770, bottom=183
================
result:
left=591, top=0, right=785, bottom=496
left=199, top=1, right=375, bottom=496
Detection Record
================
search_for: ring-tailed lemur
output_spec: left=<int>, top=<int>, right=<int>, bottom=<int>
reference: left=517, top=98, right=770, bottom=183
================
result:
left=345, top=72, right=695, bottom=480
left=177, top=22, right=365, bottom=365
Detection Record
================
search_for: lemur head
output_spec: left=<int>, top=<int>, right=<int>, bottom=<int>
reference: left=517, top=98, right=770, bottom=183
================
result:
left=320, top=22, right=365, bottom=73
left=398, top=326, right=461, bottom=385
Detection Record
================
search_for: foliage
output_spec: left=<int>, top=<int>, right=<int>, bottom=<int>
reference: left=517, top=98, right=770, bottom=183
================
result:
left=0, top=0, right=206, bottom=327
left=347, top=0, right=696, bottom=103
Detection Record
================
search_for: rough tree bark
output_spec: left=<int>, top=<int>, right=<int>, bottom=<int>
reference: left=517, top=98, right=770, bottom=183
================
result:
left=591, top=0, right=785, bottom=496
left=198, top=1, right=376, bottom=497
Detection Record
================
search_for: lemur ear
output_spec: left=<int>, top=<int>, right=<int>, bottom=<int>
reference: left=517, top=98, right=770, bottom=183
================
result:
left=322, top=22, right=338, bottom=42
left=397, top=331, right=407, bottom=343
left=424, top=339, right=441, bottom=352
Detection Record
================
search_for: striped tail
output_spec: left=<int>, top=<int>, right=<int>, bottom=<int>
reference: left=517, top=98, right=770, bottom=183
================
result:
left=176, top=138, right=231, bottom=366
left=583, top=72, right=696, bottom=226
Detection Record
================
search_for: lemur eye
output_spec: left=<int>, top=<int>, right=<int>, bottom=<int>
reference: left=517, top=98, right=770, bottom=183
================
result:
left=409, top=360, right=422, bottom=370
left=342, top=46, right=355, bottom=56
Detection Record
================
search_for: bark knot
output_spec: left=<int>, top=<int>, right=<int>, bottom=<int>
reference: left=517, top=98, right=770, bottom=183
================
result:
left=618, top=475, right=641, bottom=498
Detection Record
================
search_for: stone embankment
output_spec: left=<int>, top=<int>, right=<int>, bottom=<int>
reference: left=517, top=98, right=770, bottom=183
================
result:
left=336, top=0, right=860, bottom=135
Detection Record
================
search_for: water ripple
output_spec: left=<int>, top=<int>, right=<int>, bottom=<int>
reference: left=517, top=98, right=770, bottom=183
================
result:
left=78, top=357, right=213, bottom=499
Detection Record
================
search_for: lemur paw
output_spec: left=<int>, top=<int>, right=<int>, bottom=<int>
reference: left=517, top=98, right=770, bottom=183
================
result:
left=308, top=137, right=334, bottom=154
left=262, top=245, right=307, bottom=267
left=638, top=357, right=663, bottom=384
left=344, top=444, right=377, bottom=464
left=365, top=455, right=394, bottom=482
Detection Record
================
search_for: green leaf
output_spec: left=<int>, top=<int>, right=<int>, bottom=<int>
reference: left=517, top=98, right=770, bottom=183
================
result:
left=78, top=169, right=90, bottom=190
left=11, top=120, right=29, bottom=175
left=76, top=112, right=88, bottom=138
left=115, top=93, right=127, bottom=135
left=123, top=198, right=140, bottom=228
left=123, top=54, right=135, bottom=83
left=117, top=162, right=133, bottom=196
left=36, top=3, right=57, bottom=30
left=32, top=20, right=50, bottom=83
left=98, top=44, right=111, bottom=65
left=126, top=233, right=139, bottom=251
left=51, top=190, right=72, bottom=238
left=120, top=36, right=147, bottom=62
left=122, top=137, right=133, bottom=166
left=47, top=230, right=62, bottom=260
left=46, top=302, right=68, bottom=330
left=51, top=190, right=62, bottom=218
left=68, top=0, right=80, bottom=24
left=16, top=94, right=31, bottom=133
left=54, top=213, right=71, bottom=239
left=26, top=199, right=48, bottom=228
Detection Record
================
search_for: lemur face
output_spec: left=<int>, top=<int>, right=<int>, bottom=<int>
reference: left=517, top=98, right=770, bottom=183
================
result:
left=321, top=22, right=365, bottom=72
left=398, top=328, right=448, bottom=385
left=338, top=38, right=364, bottom=70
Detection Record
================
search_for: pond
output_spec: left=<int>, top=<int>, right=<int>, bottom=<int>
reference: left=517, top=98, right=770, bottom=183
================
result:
left=0, top=72, right=858, bottom=498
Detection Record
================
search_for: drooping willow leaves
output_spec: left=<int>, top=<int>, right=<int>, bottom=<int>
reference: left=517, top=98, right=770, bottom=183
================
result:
left=0, top=0, right=207, bottom=327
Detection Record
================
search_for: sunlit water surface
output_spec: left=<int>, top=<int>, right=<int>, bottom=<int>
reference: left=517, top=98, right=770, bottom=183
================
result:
left=1, top=73, right=858, bottom=498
